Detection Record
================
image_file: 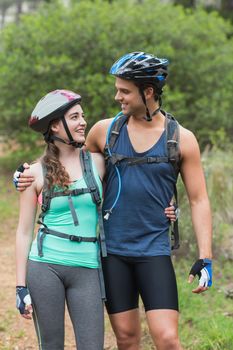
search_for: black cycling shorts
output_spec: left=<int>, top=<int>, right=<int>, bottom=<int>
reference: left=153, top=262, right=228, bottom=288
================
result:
left=102, top=254, right=178, bottom=314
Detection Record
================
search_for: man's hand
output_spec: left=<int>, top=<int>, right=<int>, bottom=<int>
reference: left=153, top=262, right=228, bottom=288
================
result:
left=13, top=163, right=34, bottom=191
left=188, top=258, right=212, bottom=293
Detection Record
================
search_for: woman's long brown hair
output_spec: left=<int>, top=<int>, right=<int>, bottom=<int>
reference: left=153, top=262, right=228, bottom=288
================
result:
left=41, top=142, right=70, bottom=190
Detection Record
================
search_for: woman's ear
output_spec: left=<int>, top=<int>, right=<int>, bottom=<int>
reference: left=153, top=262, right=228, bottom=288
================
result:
left=50, top=120, right=61, bottom=133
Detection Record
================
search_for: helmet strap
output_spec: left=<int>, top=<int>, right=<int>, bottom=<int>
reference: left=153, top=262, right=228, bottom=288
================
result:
left=138, top=86, right=162, bottom=121
left=138, top=87, right=152, bottom=122
left=158, top=95, right=162, bottom=108
left=45, top=134, right=66, bottom=145
left=145, top=108, right=152, bottom=122
left=61, top=116, right=84, bottom=148
left=43, top=117, right=84, bottom=148
left=151, top=107, right=160, bottom=117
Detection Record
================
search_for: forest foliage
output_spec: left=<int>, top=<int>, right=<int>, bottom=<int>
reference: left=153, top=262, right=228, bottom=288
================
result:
left=0, top=0, right=232, bottom=151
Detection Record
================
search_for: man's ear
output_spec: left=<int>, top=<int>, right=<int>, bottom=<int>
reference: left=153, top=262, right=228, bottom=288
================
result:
left=144, top=86, right=154, bottom=99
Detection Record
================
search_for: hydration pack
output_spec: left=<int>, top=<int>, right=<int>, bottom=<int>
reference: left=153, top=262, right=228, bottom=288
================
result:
left=104, top=110, right=181, bottom=250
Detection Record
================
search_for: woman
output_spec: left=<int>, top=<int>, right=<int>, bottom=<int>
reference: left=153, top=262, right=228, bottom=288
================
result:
left=15, top=89, right=176, bottom=350
left=15, top=89, right=106, bottom=350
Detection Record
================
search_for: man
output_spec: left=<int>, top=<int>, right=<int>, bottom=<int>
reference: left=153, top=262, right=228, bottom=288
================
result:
left=86, top=52, right=212, bottom=350
left=15, top=52, right=212, bottom=350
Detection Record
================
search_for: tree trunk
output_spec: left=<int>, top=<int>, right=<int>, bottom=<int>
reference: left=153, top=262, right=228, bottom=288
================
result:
left=15, top=0, right=23, bottom=23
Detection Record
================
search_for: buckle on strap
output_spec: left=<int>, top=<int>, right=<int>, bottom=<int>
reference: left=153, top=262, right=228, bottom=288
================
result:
left=147, top=157, right=155, bottom=163
left=69, top=235, right=82, bottom=242
left=167, top=140, right=178, bottom=146
left=72, top=188, right=84, bottom=195
left=37, top=229, right=47, bottom=257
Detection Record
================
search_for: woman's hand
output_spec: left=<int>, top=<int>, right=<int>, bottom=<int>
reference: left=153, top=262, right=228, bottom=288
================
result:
left=164, top=204, right=179, bottom=222
left=16, top=286, right=33, bottom=320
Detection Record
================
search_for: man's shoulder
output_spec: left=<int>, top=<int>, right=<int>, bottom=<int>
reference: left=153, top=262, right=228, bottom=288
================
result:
left=179, top=124, right=196, bottom=141
left=179, top=125, right=200, bottom=158
left=86, top=117, right=115, bottom=153
left=91, top=118, right=114, bottom=130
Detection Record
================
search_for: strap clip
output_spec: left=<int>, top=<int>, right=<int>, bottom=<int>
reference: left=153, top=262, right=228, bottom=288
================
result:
left=147, top=157, right=155, bottom=163
left=69, top=235, right=82, bottom=242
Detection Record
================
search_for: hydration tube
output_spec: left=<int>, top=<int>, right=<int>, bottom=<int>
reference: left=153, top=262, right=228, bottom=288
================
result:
left=104, top=112, right=124, bottom=220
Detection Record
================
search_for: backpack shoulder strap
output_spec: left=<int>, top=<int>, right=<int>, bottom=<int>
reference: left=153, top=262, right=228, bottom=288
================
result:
left=104, top=113, right=128, bottom=159
left=80, top=149, right=107, bottom=258
left=36, top=162, right=54, bottom=235
left=163, top=111, right=181, bottom=250
left=164, top=111, right=181, bottom=176
left=80, top=149, right=101, bottom=206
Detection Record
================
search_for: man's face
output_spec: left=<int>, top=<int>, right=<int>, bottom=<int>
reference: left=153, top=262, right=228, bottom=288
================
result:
left=114, top=77, right=145, bottom=117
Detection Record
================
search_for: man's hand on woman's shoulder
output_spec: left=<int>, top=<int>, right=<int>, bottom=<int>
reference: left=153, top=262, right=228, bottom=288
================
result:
left=13, top=163, right=34, bottom=191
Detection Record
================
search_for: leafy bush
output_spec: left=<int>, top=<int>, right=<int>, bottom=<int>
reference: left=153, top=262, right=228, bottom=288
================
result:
left=0, top=0, right=232, bottom=150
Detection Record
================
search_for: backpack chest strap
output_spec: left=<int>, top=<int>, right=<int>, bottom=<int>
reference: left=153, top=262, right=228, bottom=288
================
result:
left=37, top=226, right=97, bottom=257
left=48, top=187, right=90, bottom=199
left=108, top=153, right=169, bottom=166
left=41, top=187, right=91, bottom=213
left=40, top=188, right=91, bottom=227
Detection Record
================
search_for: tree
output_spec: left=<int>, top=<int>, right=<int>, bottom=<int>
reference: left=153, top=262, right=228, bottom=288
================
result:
left=0, top=0, right=46, bottom=28
left=0, top=0, right=232, bottom=149
left=173, top=0, right=233, bottom=22
left=220, top=0, right=233, bottom=21
left=0, top=0, right=15, bottom=28
left=15, top=0, right=23, bottom=22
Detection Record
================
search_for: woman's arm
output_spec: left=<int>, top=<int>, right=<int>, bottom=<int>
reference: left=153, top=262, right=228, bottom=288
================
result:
left=16, top=186, right=38, bottom=286
left=15, top=163, right=43, bottom=319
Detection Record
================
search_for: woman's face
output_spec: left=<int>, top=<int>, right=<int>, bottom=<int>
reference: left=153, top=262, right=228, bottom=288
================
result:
left=53, top=104, right=87, bottom=144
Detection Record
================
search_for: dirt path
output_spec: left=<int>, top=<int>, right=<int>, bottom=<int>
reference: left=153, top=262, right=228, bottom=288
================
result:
left=0, top=211, right=116, bottom=350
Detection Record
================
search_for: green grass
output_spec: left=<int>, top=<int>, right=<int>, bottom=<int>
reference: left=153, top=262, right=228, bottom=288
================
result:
left=175, top=260, right=233, bottom=350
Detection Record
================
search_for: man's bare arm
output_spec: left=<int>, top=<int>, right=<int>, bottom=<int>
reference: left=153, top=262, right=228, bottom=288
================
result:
left=86, top=119, right=113, bottom=153
left=179, top=127, right=212, bottom=293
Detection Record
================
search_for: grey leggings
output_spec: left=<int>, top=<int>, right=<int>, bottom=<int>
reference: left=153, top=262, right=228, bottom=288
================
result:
left=27, top=260, right=104, bottom=350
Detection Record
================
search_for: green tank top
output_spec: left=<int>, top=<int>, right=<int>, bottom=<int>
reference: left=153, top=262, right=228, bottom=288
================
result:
left=29, top=159, right=102, bottom=268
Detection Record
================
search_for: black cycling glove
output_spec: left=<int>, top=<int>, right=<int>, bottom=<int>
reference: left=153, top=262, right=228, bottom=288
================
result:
left=189, top=258, right=212, bottom=287
left=13, top=165, right=25, bottom=189
left=16, top=286, right=32, bottom=314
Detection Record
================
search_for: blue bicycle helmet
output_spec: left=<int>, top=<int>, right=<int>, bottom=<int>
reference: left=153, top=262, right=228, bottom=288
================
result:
left=110, top=52, right=169, bottom=121
left=110, top=52, right=168, bottom=92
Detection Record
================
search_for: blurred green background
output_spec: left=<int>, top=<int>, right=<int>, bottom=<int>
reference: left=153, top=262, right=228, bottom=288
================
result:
left=0, top=1, right=232, bottom=349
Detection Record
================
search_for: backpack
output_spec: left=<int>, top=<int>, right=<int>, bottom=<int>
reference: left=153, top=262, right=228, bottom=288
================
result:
left=37, top=149, right=106, bottom=298
left=104, top=110, right=181, bottom=250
